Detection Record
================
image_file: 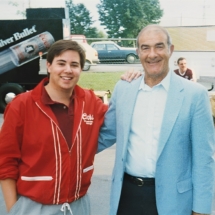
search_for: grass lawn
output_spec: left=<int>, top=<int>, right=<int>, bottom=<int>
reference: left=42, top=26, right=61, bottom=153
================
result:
left=78, top=71, right=124, bottom=94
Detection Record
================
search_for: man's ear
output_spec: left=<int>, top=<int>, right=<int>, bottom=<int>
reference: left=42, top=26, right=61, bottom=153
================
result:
left=136, top=48, right=140, bottom=56
left=46, top=61, right=50, bottom=67
left=46, top=61, right=51, bottom=76
left=169, top=45, right=174, bottom=56
left=46, top=61, right=51, bottom=71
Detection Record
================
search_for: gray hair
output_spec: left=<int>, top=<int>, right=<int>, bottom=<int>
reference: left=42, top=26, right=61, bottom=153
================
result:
left=136, top=24, right=172, bottom=49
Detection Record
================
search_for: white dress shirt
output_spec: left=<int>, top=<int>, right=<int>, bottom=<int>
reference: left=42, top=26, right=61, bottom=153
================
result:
left=125, top=71, right=171, bottom=177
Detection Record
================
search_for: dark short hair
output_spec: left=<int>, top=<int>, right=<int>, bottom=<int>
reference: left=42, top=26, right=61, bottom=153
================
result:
left=177, top=57, right=186, bottom=65
left=136, top=24, right=172, bottom=49
left=47, top=40, right=86, bottom=69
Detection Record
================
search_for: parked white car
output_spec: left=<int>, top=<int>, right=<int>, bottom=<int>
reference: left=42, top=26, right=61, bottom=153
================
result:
left=70, top=35, right=99, bottom=71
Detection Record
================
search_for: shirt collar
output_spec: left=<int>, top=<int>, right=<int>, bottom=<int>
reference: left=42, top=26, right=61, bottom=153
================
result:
left=41, top=83, right=75, bottom=105
left=139, top=70, right=171, bottom=92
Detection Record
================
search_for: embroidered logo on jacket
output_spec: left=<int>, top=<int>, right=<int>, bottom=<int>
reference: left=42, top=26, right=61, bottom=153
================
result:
left=82, top=113, right=94, bottom=125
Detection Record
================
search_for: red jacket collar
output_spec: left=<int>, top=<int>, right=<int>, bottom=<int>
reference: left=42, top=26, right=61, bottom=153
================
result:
left=31, top=77, right=86, bottom=103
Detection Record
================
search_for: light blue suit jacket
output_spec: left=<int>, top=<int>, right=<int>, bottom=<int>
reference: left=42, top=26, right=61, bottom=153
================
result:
left=98, top=71, right=215, bottom=215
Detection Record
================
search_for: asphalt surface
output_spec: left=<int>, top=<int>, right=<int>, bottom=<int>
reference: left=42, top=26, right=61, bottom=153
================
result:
left=88, top=63, right=143, bottom=73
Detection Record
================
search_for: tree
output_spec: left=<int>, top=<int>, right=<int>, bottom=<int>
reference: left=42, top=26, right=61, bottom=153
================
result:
left=97, top=30, right=107, bottom=39
left=97, top=0, right=163, bottom=39
left=66, top=0, right=100, bottom=38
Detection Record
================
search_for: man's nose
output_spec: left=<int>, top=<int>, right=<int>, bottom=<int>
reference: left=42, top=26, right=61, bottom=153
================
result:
left=65, top=64, right=72, bottom=72
left=148, top=48, right=157, bottom=57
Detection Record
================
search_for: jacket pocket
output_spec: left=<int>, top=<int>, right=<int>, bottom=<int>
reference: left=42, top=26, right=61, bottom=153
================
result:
left=83, top=165, right=94, bottom=173
left=21, top=176, right=53, bottom=181
left=82, top=165, right=94, bottom=190
left=177, top=178, right=192, bottom=193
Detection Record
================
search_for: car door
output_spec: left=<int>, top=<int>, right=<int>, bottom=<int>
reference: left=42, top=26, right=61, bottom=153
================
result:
left=91, top=44, right=107, bottom=61
left=106, top=44, right=123, bottom=62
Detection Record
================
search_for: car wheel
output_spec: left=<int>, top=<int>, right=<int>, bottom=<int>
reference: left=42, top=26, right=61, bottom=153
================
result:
left=83, top=60, right=91, bottom=71
left=126, top=54, right=136, bottom=64
left=0, top=83, right=25, bottom=113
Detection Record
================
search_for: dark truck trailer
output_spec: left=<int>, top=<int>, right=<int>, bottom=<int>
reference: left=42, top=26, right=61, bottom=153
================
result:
left=0, top=8, right=70, bottom=113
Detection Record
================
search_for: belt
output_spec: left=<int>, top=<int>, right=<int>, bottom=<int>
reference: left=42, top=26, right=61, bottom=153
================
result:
left=124, top=173, right=155, bottom=186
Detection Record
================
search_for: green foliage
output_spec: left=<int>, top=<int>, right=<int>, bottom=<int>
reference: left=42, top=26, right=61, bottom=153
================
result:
left=78, top=72, right=124, bottom=93
left=97, top=0, right=163, bottom=39
left=97, top=30, right=108, bottom=39
left=66, top=0, right=100, bottom=38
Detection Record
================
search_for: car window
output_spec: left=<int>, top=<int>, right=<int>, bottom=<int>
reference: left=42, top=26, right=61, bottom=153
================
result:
left=107, top=44, right=118, bottom=51
left=93, top=44, right=106, bottom=50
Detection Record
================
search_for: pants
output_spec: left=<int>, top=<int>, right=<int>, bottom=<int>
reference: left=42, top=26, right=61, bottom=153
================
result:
left=8, top=194, right=91, bottom=215
left=117, top=175, right=158, bottom=215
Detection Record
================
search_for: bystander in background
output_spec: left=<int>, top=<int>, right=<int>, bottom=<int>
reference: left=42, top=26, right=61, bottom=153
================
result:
left=174, top=57, right=196, bottom=81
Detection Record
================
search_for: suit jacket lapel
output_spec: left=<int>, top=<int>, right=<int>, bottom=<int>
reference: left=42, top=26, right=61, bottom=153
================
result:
left=157, top=72, right=185, bottom=159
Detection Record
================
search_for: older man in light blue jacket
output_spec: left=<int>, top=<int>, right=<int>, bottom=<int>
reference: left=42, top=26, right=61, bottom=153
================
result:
left=98, top=25, right=215, bottom=215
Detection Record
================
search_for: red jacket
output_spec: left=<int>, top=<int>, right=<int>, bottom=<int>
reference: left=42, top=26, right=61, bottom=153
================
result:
left=0, top=78, right=108, bottom=204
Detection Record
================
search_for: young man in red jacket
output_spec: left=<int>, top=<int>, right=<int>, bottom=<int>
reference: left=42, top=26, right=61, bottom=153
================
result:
left=0, top=40, right=108, bottom=215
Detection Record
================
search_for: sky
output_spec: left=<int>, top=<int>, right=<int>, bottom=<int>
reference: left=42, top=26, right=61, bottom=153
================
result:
left=1, top=0, right=215, bottom=30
